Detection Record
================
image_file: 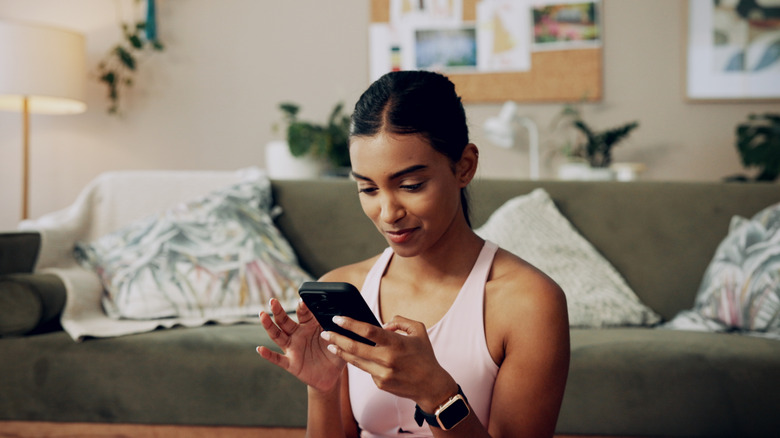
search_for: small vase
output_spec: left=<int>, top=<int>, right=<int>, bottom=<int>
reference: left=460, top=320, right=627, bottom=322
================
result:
left=265, top=140, right=323, bottom=179
left=557, top=161, right=615, bottom=181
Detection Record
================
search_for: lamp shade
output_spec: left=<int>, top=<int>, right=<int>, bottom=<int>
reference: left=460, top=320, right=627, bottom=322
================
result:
left=0, top=20, right=86, bottom=114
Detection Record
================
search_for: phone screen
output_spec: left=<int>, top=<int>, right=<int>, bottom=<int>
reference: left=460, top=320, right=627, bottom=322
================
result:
left=298, top=281, right=381, bottom=346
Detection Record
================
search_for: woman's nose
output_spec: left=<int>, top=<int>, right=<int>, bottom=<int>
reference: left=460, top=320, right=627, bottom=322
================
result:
left=379, top=193, right=405, bottom=224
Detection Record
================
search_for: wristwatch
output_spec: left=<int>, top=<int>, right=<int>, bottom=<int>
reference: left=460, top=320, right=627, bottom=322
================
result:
left=414, top=385, right=470, bottom=430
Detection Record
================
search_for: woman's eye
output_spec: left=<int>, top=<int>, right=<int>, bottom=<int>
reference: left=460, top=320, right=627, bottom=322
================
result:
left=358, top=187, right=378, bottom=194
left=400, top=183, right=423, bottom=191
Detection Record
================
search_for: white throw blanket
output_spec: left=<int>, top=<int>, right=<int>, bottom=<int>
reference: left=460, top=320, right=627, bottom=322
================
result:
left=19, top=167, right=266, bottom=341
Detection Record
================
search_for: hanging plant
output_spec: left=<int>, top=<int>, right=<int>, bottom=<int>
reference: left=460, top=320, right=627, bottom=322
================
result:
left=97, top=0, right=164, bottom=114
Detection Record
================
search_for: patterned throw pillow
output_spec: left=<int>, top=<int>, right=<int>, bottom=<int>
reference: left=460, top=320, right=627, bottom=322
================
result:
left=476, top=188, right=661, bottom=328
left=75, top=179, right=312, bottom=321
left=665, top=202, right=780, bottom=338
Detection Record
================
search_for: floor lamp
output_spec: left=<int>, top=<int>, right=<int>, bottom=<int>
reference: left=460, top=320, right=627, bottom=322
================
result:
left=0, top=20, right=87, bottom=220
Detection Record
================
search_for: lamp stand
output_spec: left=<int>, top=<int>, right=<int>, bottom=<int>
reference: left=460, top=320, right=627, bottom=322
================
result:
left=22, top=97, right=30, bottom=220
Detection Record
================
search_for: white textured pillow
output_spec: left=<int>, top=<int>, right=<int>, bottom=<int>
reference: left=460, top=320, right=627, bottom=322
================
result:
left=476, top=188, right=661, bottom=327
left=75, top=178, right=312, bottom=321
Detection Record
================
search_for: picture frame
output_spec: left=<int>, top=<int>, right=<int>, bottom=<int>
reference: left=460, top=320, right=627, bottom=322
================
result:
left=685, top=0, right=780, bottom=102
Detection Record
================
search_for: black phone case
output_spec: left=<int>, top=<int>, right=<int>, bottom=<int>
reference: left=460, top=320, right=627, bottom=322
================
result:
left=298, top=281, right=381, bottom=346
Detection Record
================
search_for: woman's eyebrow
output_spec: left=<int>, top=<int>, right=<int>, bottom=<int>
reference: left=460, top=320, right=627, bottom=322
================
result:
left=351, top=165, right=428, bottom=183
left=390, top=164, right=427, bottom=179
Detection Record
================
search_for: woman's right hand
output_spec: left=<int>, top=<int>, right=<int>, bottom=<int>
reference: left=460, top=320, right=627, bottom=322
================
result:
left=257, top=298, right=346, bottom=393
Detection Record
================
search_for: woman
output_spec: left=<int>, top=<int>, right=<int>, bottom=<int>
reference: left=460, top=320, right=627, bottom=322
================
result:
left=257, top=70, right=569, bottom=438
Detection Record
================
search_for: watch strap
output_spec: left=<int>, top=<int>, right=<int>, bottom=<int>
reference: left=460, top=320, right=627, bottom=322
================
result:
left=414, top=385, right=468, bottom=428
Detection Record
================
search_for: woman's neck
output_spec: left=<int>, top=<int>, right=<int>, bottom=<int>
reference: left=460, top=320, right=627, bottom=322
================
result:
left=394, top=222, right=484, bottom=282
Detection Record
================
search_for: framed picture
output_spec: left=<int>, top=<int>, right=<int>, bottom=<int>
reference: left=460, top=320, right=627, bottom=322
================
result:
left=685, top=0, right=780, bottom=101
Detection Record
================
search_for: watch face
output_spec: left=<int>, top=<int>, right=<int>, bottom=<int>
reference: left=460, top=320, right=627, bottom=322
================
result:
left=436, top=397, right=470, bottom=430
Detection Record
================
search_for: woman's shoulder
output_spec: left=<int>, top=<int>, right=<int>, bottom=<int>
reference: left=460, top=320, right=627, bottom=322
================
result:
left=318, top=252, right=385, bottom=291
left=487, top=247, right=567, bottom=325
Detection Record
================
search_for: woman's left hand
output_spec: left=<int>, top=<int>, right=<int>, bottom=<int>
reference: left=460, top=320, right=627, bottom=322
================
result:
left=323, top=314, right=458, bottom=412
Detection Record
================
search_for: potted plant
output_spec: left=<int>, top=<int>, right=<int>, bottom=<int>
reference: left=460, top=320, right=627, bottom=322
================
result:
left=727, top=113, right=780, bottom=182
left=555, top=104, right=639, bottom=180
left=266, top=102, right=351, bottom=179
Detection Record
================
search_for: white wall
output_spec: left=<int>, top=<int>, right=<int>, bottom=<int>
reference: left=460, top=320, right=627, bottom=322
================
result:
left=1, top=0, right=777, bottom=230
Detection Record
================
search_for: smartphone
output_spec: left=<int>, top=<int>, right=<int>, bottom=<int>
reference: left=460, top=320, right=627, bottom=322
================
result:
left=298, top=281, right=382, bottom=346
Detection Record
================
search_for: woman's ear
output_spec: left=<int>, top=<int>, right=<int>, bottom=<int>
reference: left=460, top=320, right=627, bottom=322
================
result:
left=455, top=143, right=479, bottom=187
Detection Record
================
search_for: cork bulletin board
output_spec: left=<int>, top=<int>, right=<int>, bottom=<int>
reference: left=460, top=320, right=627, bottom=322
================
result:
left=370, top=0, right=603, bottom=103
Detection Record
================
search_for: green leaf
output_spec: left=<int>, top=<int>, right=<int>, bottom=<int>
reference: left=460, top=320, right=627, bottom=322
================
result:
left=128, top=33, right=143, bottom=49
left=287, top=123, right=314, bottom=157
left=115, top=46, right=136, bottom=70
left=735, top=113, right=780, bottom=181
left=327, top=102, right=344, bottom=126
left=100, top=71, right=116, bottom=85
left=279, top=102, right=300, bottom=120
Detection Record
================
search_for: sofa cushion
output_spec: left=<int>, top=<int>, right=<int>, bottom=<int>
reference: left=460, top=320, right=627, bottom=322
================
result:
left=665, top=201, right=780, bottom=338
left=476, top=188, right=661, bottom=327
left=74, top=179, right=312, bottom=321
left=559, top=328, right=780, bottom=437
left=0, top=325, right=308, bottom=427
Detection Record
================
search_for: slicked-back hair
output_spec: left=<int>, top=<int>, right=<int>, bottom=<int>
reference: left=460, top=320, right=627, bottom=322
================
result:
left=350, top=71, right=472, bottom=227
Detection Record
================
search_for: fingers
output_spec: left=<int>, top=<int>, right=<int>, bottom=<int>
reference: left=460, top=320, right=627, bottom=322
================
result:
left=320, top=316, right=385, bottom=370
left=258, top=299, right=305, bottom=355
left=382, top=315, right=426, bottom=336
left=258, top=307, right=290, bottom=346
left=295, top=297, right=317, bottom=325
left=269, top=298, right=300, bottom=335
left=333, top=315, right=384, bottom=346
left=321, top=330, right=375, bottom=374
left=255, top=345, right=290, bottom=370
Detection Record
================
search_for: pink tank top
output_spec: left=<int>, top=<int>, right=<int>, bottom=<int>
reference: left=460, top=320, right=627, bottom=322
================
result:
left=348, top=240, right=500, bottom=437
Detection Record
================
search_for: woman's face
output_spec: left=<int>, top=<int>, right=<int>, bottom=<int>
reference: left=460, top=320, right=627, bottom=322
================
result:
left=349, top=132, right=469, bottom=257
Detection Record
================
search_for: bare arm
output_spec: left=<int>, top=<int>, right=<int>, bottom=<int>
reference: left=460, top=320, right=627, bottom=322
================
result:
left=256, top=297, right=356, bottom=438
left=304, top=368, right=359, bottom=438
left=486, top=266, right=570, bottom=437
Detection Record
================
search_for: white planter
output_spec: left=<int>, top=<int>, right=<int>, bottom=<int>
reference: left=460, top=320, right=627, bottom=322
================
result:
left=610, top=162, right=646, bottom=181
left=557, top=162, right=616, bottom=181
left=265, top=140, right=323, bottom=180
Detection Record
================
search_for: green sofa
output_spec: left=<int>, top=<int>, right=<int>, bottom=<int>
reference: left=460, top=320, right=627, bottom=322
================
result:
left=1, top=178, right=779, bottom=437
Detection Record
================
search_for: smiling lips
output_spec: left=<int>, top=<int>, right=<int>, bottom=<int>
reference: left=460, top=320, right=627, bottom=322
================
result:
left=386, top=228, right=417, bottom=244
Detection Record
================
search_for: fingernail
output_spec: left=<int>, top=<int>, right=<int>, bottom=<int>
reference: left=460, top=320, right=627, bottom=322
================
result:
left=332, top=315, right=345, bottom=325
left=320, top=331, right=331, bottom=341
left=327, top=344, right=338, bottom=355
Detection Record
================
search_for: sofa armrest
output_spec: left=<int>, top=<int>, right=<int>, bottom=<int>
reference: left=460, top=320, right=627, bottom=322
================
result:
left=0, top=232, right=66, bottom=336
left=0, top=273, right=66, bottom=337
left=0, top=231, right=41, bottom=275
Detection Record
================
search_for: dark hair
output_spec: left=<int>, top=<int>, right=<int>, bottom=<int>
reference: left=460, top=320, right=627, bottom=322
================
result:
left=350, top=70, right=472, bottom=226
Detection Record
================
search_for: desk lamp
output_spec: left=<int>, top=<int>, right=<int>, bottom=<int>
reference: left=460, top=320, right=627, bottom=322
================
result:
left=483, top=101, right=540, bottom=180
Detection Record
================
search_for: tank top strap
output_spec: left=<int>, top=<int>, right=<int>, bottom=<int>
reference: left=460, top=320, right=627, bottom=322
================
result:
left=460, top=240, right=499, bottom=296
left=360, top=247, right=394, bottom=317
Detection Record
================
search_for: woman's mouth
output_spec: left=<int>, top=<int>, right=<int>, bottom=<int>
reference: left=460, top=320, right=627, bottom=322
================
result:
left=386, top=228, right=417, bottom=244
